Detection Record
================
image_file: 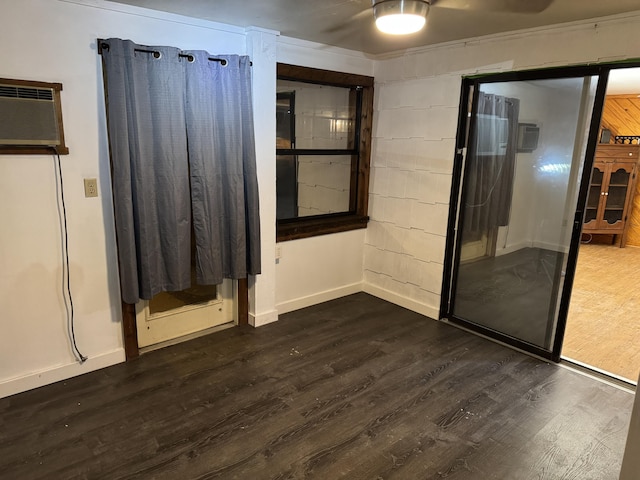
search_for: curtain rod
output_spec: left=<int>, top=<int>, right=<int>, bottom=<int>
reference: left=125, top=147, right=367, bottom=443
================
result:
left=97, top=40, right=252, bottom=66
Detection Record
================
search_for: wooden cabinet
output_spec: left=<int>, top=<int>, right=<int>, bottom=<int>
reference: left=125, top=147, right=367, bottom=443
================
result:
left=583, top=144, right=639, bottom=246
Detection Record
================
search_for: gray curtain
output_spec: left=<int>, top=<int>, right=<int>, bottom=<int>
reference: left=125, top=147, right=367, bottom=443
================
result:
left=101, top=39, right=261, bottom=304
left=462, top=92, right=520, bottom=242
left=184, top=52, right=260, bottom=285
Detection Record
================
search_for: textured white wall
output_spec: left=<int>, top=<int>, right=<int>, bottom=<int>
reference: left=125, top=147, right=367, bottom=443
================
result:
left=366, top=13, right=640, bottom=319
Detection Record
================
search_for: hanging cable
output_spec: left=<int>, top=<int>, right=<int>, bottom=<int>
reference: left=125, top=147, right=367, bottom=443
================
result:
left=53, top=151, right=87, bottom=363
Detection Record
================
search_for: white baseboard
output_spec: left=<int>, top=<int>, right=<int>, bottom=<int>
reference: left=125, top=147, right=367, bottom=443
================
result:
left=363, top=283, right=440, bottom=320
left=495, top=240, right=531, bottom=256
left=276, top=282, right=363, bottom=315
left=533, top=240, right=568, bottom=253
left=496, top=240, right=568, bottom=256
left=0, top=348, right=126, bottom=399
left=249, top=309, right=279, bottom=327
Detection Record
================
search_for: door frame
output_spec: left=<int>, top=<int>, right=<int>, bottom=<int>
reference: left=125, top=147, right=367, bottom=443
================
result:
left=439, top=61, right=640, bottom=362
left=120, top=279, right=248, bottom=360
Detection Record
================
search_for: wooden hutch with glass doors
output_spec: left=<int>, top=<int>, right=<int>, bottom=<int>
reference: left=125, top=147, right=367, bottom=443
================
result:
left=583, top=143, right=639, bottom=247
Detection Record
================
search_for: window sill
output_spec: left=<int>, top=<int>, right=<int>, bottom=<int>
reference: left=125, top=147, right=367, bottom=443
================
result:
left=0, top=146, right=69, bottom=155
left=276, top=214, right=369, bottom=242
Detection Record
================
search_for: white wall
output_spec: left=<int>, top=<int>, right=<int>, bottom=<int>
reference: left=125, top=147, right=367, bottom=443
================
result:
left=0, top=0, right=257, bottom=397
left=366, top=12, right=640, bottom=320
left=0, top=0, right=376, bottom=397
left=276, top=230, right=364, bottom=314
left=274, top=38, right=374, bottom=312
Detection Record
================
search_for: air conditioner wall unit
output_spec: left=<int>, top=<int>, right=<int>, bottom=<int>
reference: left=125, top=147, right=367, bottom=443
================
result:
left=0, top=78, right=69, bottom=155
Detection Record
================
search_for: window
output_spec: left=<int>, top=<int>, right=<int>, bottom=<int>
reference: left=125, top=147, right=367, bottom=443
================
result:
left=276, top=63, right=373, bottom=241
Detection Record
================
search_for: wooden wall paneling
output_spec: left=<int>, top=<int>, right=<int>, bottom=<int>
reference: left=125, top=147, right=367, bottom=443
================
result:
left=601, top=95, right=640, bottom=140
left=624, top=172, right=640, bottom=246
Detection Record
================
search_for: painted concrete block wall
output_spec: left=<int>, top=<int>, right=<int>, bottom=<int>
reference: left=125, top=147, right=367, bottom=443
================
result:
left=366, top=13, right=640, bottom=320
left=297, top=155, right=351, bottom=216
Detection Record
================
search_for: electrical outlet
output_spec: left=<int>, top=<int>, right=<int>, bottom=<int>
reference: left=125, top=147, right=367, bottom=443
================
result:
left=84, top=178, right=98, bottom=198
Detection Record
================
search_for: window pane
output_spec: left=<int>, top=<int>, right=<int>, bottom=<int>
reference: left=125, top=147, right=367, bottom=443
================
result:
left=277, top=80, right=356, bottom=150
left=276, top=154, right=353, bottom=219
left=277, top=155, right=297, bottom=220
left=276, top=93, right=294, bottom=149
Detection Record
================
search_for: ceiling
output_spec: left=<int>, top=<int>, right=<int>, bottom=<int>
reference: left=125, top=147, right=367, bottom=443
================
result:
left=107, top=0, right=640, bottom=55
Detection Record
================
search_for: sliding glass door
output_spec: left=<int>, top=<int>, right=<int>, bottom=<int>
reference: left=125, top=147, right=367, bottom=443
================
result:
left=443, top=71, right=606, bottom=360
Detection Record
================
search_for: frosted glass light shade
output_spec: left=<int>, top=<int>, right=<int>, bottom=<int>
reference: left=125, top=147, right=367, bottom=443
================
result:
left=373, top=0, right=429, bottom=35
left=375, top=14, right=426, bottom=34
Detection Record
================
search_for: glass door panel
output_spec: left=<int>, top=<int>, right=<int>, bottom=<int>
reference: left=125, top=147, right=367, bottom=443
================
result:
left=449, top=76, right=598, bottom=354
left=604, top=167, right=631, bottom=225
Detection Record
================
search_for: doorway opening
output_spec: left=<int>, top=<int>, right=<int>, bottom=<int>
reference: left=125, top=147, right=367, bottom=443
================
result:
left=563, top=67, right=640, bottom=384
left=441, top=62, right=640, bottom=381
left=135, top=231, right=236, bottom=350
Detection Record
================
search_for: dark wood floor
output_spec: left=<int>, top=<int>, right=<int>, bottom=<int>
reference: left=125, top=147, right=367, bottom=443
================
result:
left=0, top=293, right=633, bottom=479
left=454, top=248, right=561, bottom=349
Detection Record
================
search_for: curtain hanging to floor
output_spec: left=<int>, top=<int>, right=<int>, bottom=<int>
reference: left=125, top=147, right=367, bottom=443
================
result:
left=101, top=38, right=261, bottom=304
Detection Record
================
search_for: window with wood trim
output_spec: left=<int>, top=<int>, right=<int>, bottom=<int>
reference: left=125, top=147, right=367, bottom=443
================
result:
left=276, top=63, right=373, bottom=241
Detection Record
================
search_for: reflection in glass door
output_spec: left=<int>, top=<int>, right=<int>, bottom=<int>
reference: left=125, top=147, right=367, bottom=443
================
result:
left=446, top=75, right=600, bottom=357
left=584, top=160, right=635, bottom=232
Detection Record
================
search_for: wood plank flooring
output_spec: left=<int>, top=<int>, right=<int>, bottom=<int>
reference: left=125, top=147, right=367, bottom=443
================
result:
left=454, top=248, right=559, bottom=348
left=0, top=293, right=633, bottom=479
left=564, top=243, right=640, bottom=382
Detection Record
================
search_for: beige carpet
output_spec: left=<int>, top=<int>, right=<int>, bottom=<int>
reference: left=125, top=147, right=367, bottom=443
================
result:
left=563, top=243, right=640, bottom=382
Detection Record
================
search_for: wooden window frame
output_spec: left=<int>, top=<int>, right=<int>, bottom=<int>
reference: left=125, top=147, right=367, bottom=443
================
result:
left=276, top=63, right=373, bottom=242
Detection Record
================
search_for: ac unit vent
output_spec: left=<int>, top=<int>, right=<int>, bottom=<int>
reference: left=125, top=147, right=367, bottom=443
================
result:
left=0, top=85, right=54, bottom=101
left=0, top=78, right=68, bottom=154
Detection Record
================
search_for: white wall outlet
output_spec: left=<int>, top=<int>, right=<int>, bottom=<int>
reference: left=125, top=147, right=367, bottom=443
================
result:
left=275, top=245, right=282, bottom=260
left=84, top=178, right=98, bottom=198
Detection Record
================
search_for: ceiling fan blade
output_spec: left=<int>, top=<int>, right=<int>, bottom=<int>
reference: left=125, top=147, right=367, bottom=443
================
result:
left=323, top=7, right=372, bottom=34
left=431, top=0, right=553, bottom=14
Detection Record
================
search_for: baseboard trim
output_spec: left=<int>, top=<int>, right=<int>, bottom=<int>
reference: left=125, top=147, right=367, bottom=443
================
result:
left=0, top=348, right=126, bottom=399
left=496, top=241, right=568, bottom=257
left=276, top=282, right=364, bottom=315
left=249, top=309, right=279, bottom=327
left=363, top=284, right=439, bottom=320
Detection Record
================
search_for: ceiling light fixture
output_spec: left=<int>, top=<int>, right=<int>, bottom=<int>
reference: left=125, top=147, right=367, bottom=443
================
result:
left=372, top=0, right=430, bottom=35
